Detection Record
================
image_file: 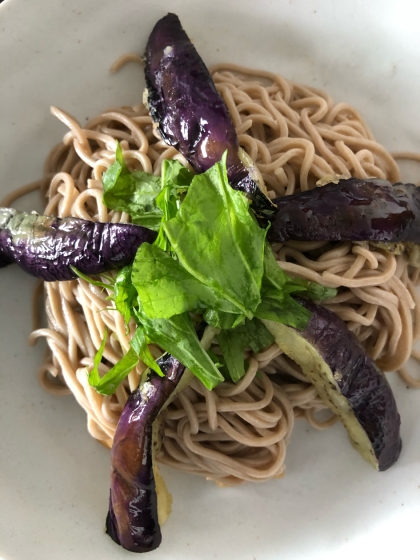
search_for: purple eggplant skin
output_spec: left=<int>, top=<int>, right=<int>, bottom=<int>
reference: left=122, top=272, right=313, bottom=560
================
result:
left=264, top=297, right=402, bottom=471
left=297, top=297, right=402, bottom=471
left=106, top=353, right=186, bottom=553
left=0, top=208, right=156, bottom=281
left=269, top=178, right=420, bottom=243
left=145, top=13, right=275, bottom=218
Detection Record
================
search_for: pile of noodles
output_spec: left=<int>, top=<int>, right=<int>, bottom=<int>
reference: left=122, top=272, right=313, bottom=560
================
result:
left=6, top=62, right=419, bottom=486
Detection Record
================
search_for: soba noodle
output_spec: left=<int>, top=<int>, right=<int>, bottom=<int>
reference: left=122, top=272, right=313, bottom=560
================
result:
left=8, top=62, right=419, bottom=486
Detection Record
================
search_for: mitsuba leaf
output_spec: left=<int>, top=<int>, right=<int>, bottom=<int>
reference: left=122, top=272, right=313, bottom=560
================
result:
left=132, top=243, right=239, bottom=319
left=88, top=325, right=165, bottom=394
left=206, top=349, right=225, bottom=370
left=204, top=309, right=246, bottom=330
left=70, top=266, right=115, bottom=291
left=102, top=143, right=163, bottom=230
left=88, top=330, right=139, bottom=395
left=135, top=303, right=223, bottom=390
left=153, top=183, right=177, bottom=251
left=255, top=295, right=312, bottom=330
left=261, top=243, right=336, bottom=323
left=261, top=243, right=288, bottom=294
left=130, top=326, right=164, bottom=377
left=287, top=278, right=337, bottom=301
left=216, top=330, right=245, bottom=383
left=102, top=146, right=194, bottom=237
left=164, top=153, right=267, bottom=317
left=154, top=159, right=194, bottom=251
left=242, top=318, right=275, bottom=353
left=156, top=185, right=177, bottom=222
left=97, top=150, right=337, bottom=392
left=161, top=158, right=194, bottom=188
left=216, top=318, right=274, bottom=382
left=114, top=265, right=137, bottom=324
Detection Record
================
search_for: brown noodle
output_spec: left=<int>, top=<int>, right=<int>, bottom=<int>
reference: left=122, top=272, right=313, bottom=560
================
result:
left=7, top=62, right=419, bottom=486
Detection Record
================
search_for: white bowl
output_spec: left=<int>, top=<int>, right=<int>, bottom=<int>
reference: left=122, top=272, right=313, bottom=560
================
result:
left=1, top=1, right=419, bottom=559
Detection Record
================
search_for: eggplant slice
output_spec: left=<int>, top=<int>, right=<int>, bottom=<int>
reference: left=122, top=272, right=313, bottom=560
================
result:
left=269, top=178, right=420, bottom=265
left=0, top=208, right=156, bottom=281
left=106, top=324, right=211, bottom=552
left=263, top=297, right=402, bottom=471
left=106, top=353, right=186, bottom=552
left=144, top=13, right=276, bottom=218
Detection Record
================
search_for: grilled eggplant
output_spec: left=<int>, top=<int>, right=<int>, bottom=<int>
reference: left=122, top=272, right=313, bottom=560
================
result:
left=269, top=178, right=420, bottom=265
left=0, top=208, right=156, bottom=281
left=263, top=296, right=402, bottom=471
left=106, top=353, right=185, bottom=553
left=144, top=13, right=275, bottom=218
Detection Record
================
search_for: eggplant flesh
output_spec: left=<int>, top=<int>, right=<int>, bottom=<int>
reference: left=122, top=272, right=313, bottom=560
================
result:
left=106, top=353, right=185, bottom=553
left=145, top=13, right=275, bottom=218
left=0, top=208, right=156, bottom=281
left=263, top=297, right=402, bottom=471
left=269, top=178, right=420, bottom=252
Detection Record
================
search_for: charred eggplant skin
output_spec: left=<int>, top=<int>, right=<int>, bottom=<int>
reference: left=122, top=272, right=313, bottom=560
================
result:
left=265, top=297, right=401, bottom=471
left=145, top=13, right=275, bottom=218
left=106, top=354, right=185, bottom=553
left=0, top=208, right=156, bottom=281
left=269, top=178, right=420, bottom=243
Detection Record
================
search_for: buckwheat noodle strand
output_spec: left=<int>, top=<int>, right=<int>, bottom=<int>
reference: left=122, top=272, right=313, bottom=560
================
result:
left=7, top=63, right=419, bottom=485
